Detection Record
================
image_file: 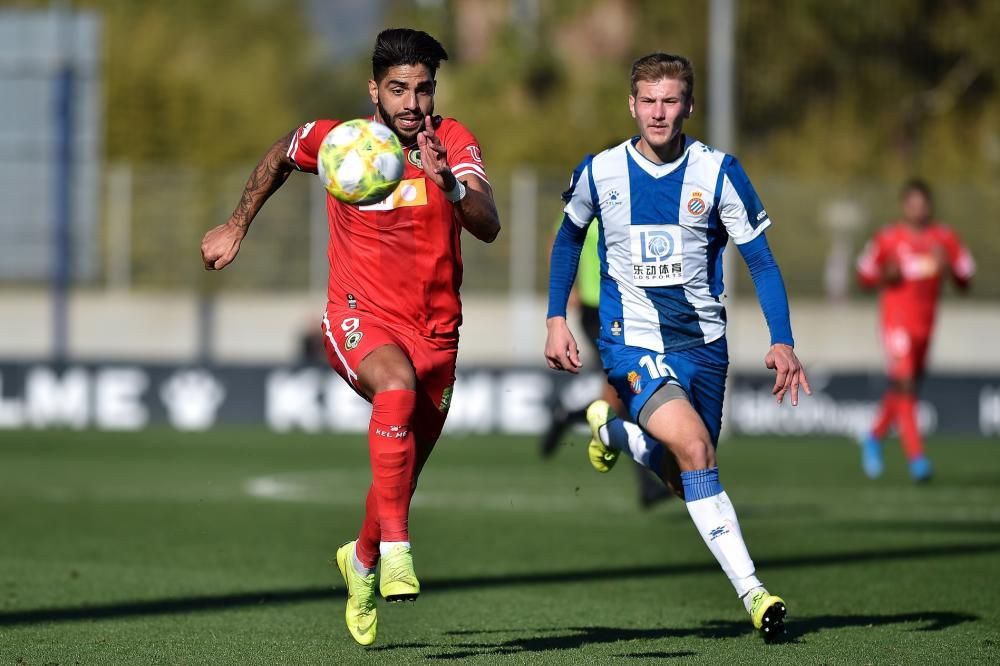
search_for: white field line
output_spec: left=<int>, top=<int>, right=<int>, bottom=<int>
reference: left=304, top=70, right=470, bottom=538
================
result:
left=241, top=471, right=1000, bottom=521
left=243, top=471, right=638, bottom=513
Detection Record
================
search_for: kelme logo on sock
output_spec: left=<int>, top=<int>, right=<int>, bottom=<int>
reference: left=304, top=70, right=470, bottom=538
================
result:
left=708, top=525, right=730, bottom=541
left=375, top=425, right=409, bottom=439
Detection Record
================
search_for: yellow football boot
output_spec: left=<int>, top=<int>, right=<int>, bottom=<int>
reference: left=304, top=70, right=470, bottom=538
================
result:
left=335, top=541, right=377, bottom=646
left=586, top=400, right=620, bottom=473
left=379, top=543, right=420, bottom=602
left=749, top=590, right=787, bottom=641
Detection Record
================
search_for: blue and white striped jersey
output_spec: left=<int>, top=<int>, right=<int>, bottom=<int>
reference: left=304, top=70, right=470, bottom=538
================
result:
left=562, top=136, right=771, bottom=354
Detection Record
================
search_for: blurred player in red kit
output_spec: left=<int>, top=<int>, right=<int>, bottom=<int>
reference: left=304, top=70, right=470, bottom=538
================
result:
left=200, top=29, right=500, bottom=645
left=856, top=179, right=974, bottom=482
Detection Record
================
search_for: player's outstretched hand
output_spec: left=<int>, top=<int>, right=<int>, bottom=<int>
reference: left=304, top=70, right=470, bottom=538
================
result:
left=201, top=220, right=245, bottom=271
left=765, top=343, right=811, bottom=406
left=416, top=115, right=455, bottom=192
left=544, top=317, right=583, bottom=374
left=881, top=258, right=902, bottom=284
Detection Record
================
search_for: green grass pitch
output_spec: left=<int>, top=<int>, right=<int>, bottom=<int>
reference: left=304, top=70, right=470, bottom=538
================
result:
left=0, top=429, right=998, bottom=664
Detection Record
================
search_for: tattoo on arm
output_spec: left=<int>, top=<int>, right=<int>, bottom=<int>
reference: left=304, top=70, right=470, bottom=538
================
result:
left=230, top=132, right=295, bottom=230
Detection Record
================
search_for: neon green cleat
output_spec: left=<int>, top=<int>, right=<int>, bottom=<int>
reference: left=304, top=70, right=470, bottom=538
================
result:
left=335, top=541, right=377, bottom=646
left=379, top=543, right=420, bottom=602
left=749, top=590, right=787, bottom=641
left=586, top=400, right=620, bottom=473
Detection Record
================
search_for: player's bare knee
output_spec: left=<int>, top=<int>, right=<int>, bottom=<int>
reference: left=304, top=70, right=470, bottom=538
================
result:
left=365, top=358, right=417, bottom=393
left=372, top=374, right=416, bottom=396
left=889, top=376, right=916, bottom=394
left=676, top=438, right=713, bottom=471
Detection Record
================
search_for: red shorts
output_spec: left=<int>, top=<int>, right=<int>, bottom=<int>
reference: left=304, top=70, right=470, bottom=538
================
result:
left=881, top=326, right=930, bottom=380
left=321, top=304, right=457, bottom=443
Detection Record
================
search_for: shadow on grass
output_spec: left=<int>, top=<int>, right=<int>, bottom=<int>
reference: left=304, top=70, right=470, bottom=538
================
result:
left=0, top=541, right=995, bottom=627
left=413, top=612, right=976, bottom=660
left=840, top=519, right=1000, bottom=535
left=618, top=652, right=697, bottom=660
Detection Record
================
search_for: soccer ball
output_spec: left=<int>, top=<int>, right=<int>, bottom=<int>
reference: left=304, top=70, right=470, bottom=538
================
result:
left=317, top=119, right=405, bottom=205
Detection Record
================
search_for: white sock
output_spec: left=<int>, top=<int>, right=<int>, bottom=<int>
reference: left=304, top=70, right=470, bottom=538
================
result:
left=599, top=419, right=664, bottom=470
left=684, top=489, right=762, bottom=598
left=741, top=585, right=768, bottom=613
left=352, top=543, right=375, bottom=577
left=379, top=540, right=410, bottom=557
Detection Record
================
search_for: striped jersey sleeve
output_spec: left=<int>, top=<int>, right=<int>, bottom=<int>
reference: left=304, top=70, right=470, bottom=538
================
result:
left=562, top=155, right=596, bottom=228
left=718, top=157, right=771, bottom=245
left=441, top=118, right=489, bottom=186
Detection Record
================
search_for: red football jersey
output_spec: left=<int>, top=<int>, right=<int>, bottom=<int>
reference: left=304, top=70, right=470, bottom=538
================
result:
left=288, top=117, right=489, bottom=338
left=856, top=221, right=974, bottom=333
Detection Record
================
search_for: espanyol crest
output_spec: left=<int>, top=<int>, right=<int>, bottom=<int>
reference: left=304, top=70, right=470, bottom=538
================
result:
left=687, top=192, right=706, bottom=215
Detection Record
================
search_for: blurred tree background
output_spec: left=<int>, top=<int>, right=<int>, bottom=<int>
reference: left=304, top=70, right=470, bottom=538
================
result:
left=6, top=0, right=997, bottom=295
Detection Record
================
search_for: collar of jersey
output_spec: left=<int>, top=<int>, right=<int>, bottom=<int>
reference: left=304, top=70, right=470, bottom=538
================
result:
left=626, top=135, right=692, bottom=178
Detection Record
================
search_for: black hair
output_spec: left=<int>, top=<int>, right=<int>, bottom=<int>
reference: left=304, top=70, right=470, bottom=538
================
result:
left=901, top=178, right=933, bottom=202
left=372, top=28, right=449, bottom=82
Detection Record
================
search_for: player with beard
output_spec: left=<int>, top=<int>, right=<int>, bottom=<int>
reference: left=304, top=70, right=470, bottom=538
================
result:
left=200, top=28, right=500, bottom=646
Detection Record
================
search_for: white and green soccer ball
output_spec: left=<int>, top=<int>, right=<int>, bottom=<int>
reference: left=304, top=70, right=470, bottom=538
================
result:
left=317, top=119, right=405, bottom=205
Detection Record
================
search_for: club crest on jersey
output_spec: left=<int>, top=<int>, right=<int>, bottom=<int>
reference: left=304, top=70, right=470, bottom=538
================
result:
left=627, top=370, right=642, bottom=394
left=345, top=331, right=363, bottom=350
left=407, top=149, right=423, bottom=169
left=687, top=192, right=706, bottom=215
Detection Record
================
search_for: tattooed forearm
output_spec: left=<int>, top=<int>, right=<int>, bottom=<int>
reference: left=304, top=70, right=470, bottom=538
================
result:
left=229, top=132, right=295, bottom=230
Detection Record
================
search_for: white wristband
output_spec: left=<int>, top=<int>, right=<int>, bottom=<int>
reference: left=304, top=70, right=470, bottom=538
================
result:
left=445, top=179, right=467, bottom=203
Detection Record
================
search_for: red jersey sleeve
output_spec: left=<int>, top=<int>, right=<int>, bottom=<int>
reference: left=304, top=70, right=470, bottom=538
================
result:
left=441, top=118, right=490, bottom=186
left=286, top=119, right=339, bottom=174
left=857, top=230, right=890, bottom=288
left=939, top=226, right=975, bottom=285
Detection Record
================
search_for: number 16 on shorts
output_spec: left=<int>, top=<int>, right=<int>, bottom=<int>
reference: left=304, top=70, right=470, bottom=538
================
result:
left=640, top=353, right=677, bottom=381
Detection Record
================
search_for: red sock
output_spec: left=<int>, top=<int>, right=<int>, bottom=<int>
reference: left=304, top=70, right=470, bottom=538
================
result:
left=895, top=393, right=925, bottom=461
left=368, top=389, right=417, bottom=543
left=871, top=391, right=897, bottom=440
left=355, top=485, right=380, bottom=568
